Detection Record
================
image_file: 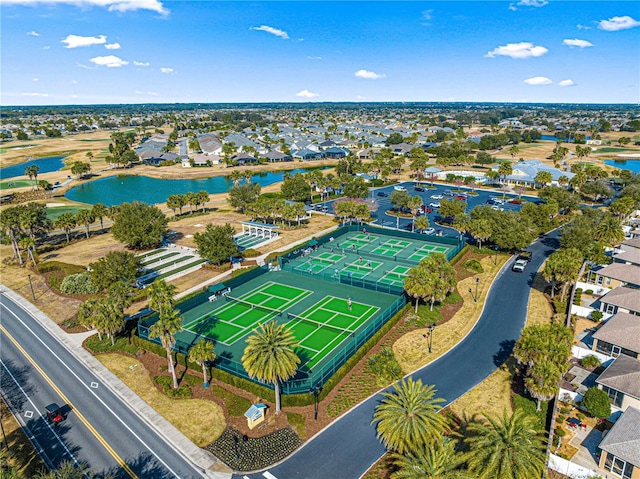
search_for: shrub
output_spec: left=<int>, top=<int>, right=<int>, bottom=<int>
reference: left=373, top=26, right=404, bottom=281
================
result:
left=557, top=415, right=566, bottom=424
left=581, top=355, right=601, bottom=369
left=585, top=289, right=594, bottom=295
left=560, top=407, right=571, bottom=415
left=555, top=428, right=566, bottom=438
left=60, top=273, right=98, bottom=295
left=212, top=385, right=251, bottom=416
left=242, top=249, right=260, bottom=258
left=576, top=412, right=585, bottom=421
left=153, top=375, right=192, bottom=398
left=591, top=311, right=603, bottom=322
left=463, top=259, right=484, bottom=274
left=582, top=387, right=611, bottom=419
left=366, top=348, right=403, bottom=386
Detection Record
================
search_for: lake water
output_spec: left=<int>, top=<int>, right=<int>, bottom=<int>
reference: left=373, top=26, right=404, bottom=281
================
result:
left=605, top=159, right=640, bottom=174
left=65, top=167, right=326, bottom=206
left=0, top=156, right=67, bottom=179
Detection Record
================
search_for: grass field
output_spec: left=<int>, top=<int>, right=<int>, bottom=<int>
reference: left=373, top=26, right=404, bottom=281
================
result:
left=45, top=205, right=90, bottom=220
left=0, top=179, right=33, bottom=189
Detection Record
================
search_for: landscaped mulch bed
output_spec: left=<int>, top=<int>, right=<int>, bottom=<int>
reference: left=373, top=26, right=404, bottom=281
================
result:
left=205, top=426, right=301, bottom=472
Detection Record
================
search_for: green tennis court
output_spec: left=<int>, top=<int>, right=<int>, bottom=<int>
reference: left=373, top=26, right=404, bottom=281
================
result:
left=339, top=233, right=377, bottom=250
left=407, top=244, right=449, bottom=262
left=377, top=265, right=412, bottom=288
left=183, top=281, right=312, bottom=345
left=340, top=259, right=383, bottom=279
left=370, top=239, right=411, bottom=257
left=287, top=295, right=380, bottom=369
left=294, top=251, right=344, bottom=274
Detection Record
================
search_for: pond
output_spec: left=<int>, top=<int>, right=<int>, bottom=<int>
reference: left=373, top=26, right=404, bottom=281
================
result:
left=605, top=159, right=640, bottom=175
left=0, top=156, right=67, bottom=179
left=65, top=167, right=327, bottom=206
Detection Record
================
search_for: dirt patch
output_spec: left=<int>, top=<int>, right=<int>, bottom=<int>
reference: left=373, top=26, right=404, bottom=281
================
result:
left=0, top=398, right=46, bottom=476
left=528, top=273, right=554, bottom=326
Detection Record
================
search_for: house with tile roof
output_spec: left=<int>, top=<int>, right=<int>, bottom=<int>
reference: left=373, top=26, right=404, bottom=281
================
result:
left=259, top=151, right=293, bottom=162
left=596, top=354, right=640, bottom=412
left=587, top=263, right=640, bottom=290
left=592, top=312, right=640, bottom=360
left=598, top=406, right=640, bottom=479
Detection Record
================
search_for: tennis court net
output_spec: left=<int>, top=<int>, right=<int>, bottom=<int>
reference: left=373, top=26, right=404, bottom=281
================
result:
left=225, top=295, right=283, bottom=316
left=380, top=272, right=406, bottom=282
left=287, top=312, right=354, bottom=335
left=310, top=256, right=336, bottom=266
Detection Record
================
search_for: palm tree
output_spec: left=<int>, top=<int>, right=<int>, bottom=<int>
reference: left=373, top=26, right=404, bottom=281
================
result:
left=467, top=218, right=492, bottom=250
left=189, top=339, right=216, bottom=387
left=149, top=307, right=183, bottom=389
left=148, top=279, right=177, bottom=316
left=404, top=264, right=434, bottom=313
left=241, top=320, right=300, bottom=413
left=55, top=212, right=77, bottom=243
left=18, top=235, right=37, bottom=266
left=464, top=409, right=547, bottom=479
left=75, top=209, right=95, bottom=238
left=408, top=195, right=423, bottom=232
left=371, top=377, right=447, bottom=455
left=24, top=165, right=39, bottom=190
left=227, top=170, right=243, bottom=187
left=525, top=359, right=561, bottom=411
left=91, top=203, right=108, bottom=231
left=508, top=145, right=520, bottom=162
left=390, top=437, right=467, bottom=479
left=594, top=215, right=625, bottom=247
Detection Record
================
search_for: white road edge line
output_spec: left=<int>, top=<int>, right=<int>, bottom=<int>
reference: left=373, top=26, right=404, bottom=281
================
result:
left=0, top=300, right=192, bottom=478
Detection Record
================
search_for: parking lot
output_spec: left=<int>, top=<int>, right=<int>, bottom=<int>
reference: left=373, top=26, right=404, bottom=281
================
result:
left=311, top=181, right=537, bottom=237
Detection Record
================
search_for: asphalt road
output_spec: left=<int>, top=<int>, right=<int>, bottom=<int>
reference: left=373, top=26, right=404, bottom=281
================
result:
left=0, top=292, right=205, bottom=479
left=236, top=230, right=561, bottom=479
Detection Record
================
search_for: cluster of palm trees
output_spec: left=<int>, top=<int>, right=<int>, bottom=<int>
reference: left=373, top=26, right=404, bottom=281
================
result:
left=245, top=197, right=307, bottom=227
left=372, top=377, right=548, bottom=479
left=0, top=202, right=51, bottom=266
left=165, top=190, right=210, bottom=217
left=55, top=203, right=110, bottom=243
left=403, top=253, right=457, bottom=312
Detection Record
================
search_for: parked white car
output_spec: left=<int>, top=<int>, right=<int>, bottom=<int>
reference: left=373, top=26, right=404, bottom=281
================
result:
left=429, top=202, right=441, bottom=208
left=421, top=227, right=436, bottom=235
left=394, top=185, right=407, bottom=192
left=430, top=194, right=443, bottom=200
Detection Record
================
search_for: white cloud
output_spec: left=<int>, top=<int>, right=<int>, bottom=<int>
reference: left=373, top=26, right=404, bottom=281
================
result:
left=250, top=25, right=289, bottom=40
left=354, top=69, right=386, bottom=80
left=558, top=79, right=576, bottom=87
left=485, top=42, right=548, bottom=59
left=71, top=80, right=78, bottom=84
left=76, top=62, right=93, bottom=69
left=22, top=92, right=49, bottom=97
left=133, top=60, right=150, bottom=66
left=517, top=0, right=548, bottom=7
left=43, top=45, right=50, bottom=49
left=89, top=55, right=128, bottom=67
left=576, top=24, right=591, bottom=30
left=563, top=38, right=594, bottom=48
left=296, top=89, right=318, bottom=99
left=306, top=56, right=322, bottom=60
left=598, top=16, right=640, bottom=31
left=105, top=42, right=120, bottom=50
left=3, top=0, right=168, bottom=15
left=26, top=30, right=39, bottom=36
left=160, top=67, right=173, bottom=73
left=524, top=76, right=552, bottom=85
left=61, top=34, right=106, bottom=48
left=134, top=90, right=159, bottom=96
left=421, top=9, right=433, bottom=25
left=32, top=78, right=39, bottom=82
left=508, top=3, right=517, bottom=11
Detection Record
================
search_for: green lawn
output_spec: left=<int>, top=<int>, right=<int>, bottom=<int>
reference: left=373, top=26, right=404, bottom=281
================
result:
left=0, top=179, right=33, bottom=190
left=45, top=205, right=90, bottom=220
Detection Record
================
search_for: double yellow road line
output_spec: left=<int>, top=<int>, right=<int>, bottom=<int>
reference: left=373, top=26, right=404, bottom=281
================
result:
left=1, top=325, right=139, bottom=479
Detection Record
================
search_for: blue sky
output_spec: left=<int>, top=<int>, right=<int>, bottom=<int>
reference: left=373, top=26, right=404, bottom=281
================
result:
left=1, top=0, right=638, bottom=105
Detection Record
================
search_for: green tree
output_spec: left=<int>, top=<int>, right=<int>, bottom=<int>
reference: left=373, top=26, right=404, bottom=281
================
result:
left=525, top=359, right=562, bottom=411
left=390, top=437, right=467, bottom=479
left=24, top=165, right=39, bottom=190
left=594, top=214, right=625, bottom=247
left=55, top=212, right=77, bottom=243
left=386, top=132, right=404, bottom=145
left=342, top=176, right=370, bottom=199
left=18, top=202, right=51, bottom=239
left=227, top=183, right=261, bottom=213
left=464, top=410, right=547, bottom=479
left=197, top=190, right=210, bottom=213
left=408, top=195, right=423, bottom=231
left=390, top=190, right=410, bottom=211
left=508, top=145, right=520, bottom=162
left=91, top=203, right=108, bottom=231
left=148, top=279, right=177, bottom=317
left=166, top=194, right=186, bottom=217
left=194, top=223, right=238, bottom=266
left=226, top=170, right=243, bottom=187
left=404, top=264, right=435, bottom=312
left=439, top=198, right=467, bottom=224
left=581, top=387, right=611, bottom=419
left=111, top=201, right=168, bottom=249
left=189, top=339, right=216, bottom=386
left=149, top=307, right=184, bottom=389
left=75, top=209, right=95, bottom=239
left=89, top=251, right=141, bottom=292
left=281, top=172, right=311, bottom=202
left=534, top=171, right=552, bottom=189
left=371, top=377, right=447, bottom=455
left=609, top=196, right=635, bottom=221
left=497, top=162, right=513, bottom=183
left=184, top=191, right=198, bottom=213
left=542, top=248, right=583, bottom=300
left=467, top=218, right=492, bottom=249
left=415, top=215, right=430, bottom=232
left=71, top=161, right=91, bottom=178
left=0, top=206, right=24, bottom=263
left=241, top=321, right=300, bottom=413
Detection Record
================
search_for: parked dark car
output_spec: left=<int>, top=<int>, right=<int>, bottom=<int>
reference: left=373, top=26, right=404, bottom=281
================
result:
left=377, top=191, right=388, bottom=197
left=414, top=186, right=425, bottom=192
left=45, top=403, right=65, bottom=425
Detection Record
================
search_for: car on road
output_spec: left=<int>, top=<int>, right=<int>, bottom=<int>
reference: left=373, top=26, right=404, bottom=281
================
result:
left=429, top=202, right=441, bottom=208
left=491, top=205, right=504, bottom=211
left=377, top=191, right=388, bottom=197
left=443, top=190, right=454, bottom=196
left=393, top=185, right=407, bottom=191
left=421, top=227, right=436, bottom=235
left=45, top=403, right=65, bottom=425
left=414, top=186, right=426, bottom=192
left=453, top=194, right=467, bottom=201
left=430, top=194, right=443, bottom=200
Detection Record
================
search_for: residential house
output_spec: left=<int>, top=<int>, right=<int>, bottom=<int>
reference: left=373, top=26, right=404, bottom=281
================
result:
left=390, top=142, right=414, bottom=156
left=198, top=134, right=223, bottom=156
left=223, top=133, right=264, bottom=154
left=259, top=151, right=293, bottom=162
left=292, top=149, right=323, bottom=161
left=323, top=147, right=350, bottom=159
left=587, top=263, right=640, bottom=289
left=596, top=354, right=640, bottom=412
left=231, top=153, right=258, bottom=166
left=599, top=287, right=640, bottom=316
left=592, top=312, right=640, bottom=359
left=141, top=152, right=178, bottom=166
left=598, top=406, right=640, bottom=479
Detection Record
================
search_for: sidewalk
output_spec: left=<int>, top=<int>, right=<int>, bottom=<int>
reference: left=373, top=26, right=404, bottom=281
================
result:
left=1, top=286, right=232, bottom=479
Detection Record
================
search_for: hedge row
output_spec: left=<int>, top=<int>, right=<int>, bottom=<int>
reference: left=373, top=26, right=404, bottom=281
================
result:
left=132, top=302, right=411, bottom=407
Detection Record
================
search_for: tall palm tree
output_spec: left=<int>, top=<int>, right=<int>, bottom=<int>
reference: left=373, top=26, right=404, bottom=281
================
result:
left=404, top=264, right=434, bottom=313
left=189, top=338, right=216, bottom=387
left=75, top=209, right=95, bottom=238
left=371, top=377, right=447, bottom=455
left=408, top=195, right=423, bottom=232
left=91, top=203, right=108, bottom=231
left=148, top=279, right=177, bottom=317
left=18, top=235, right=37, bottom=266
left=525, top=359, right=561, bottom=411
left=227, top=170, right=243, bottom=187
left=149, top=307, right=183, bottom=389
left=464, top=409, right=547, bottom=479
left=241, top=320, right=300, bottom=413
left=594, top=215, right=625, bottom=247
left=390, top=437, right=467, bottom=479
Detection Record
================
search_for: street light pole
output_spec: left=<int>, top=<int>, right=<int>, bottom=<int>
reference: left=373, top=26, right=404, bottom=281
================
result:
left=475, top=277, right=479, bottom=302
left=310, top=385, right=321, bottom=420
left=494, top=245, right=499, bottom=265
left=423, top=323, right=436, bottom=353
left=27, top=274, right=36, bottom=301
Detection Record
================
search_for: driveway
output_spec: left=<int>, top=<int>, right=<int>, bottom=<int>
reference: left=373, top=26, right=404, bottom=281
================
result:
left=235, top=230, right=561, bottom=479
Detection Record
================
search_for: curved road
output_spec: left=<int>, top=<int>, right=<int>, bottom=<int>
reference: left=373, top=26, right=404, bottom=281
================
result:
left=0, top=291, right=208, bottom=479
left=238, top=231, right=561, bottom=479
